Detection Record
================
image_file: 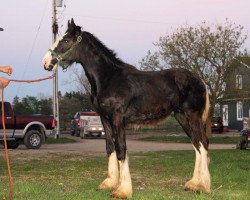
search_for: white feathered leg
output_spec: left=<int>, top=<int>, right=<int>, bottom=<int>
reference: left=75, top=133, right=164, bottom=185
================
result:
left=185, top=143, right=211, bottom=193
left=112, top=152, right=132, bottom=199
left=99, top=151, right=119, bottom=190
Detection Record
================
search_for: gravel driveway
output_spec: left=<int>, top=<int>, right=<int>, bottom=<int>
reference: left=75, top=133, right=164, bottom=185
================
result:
left=3, top=133, right=236, bottom=157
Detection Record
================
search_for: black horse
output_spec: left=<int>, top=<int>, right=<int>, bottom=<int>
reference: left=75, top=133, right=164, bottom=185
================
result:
left=43, top=19, right=211, bottom=199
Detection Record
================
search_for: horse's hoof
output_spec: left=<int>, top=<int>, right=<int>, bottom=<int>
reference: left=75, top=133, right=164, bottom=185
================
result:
left=111, top=187, right=132, bottom=199
left=98, top=178, right=118, bottom=190
left=185, top=180, right=211, bottom=193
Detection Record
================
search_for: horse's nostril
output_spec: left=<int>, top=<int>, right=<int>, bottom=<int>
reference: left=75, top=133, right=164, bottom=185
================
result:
left=48, top=65, right=54, bottom=71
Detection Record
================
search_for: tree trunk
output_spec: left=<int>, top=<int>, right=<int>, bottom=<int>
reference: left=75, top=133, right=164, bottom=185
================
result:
left=206, top=93, right=217, bottom=139
left=206, top=117, right=212, bottom=138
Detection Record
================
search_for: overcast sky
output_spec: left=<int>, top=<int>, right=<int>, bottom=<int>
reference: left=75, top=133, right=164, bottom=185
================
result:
left=0, top=0, right=249, bottom=102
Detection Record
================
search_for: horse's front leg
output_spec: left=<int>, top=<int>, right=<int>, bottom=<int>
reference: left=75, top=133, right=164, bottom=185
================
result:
left=98, top=117, right=119, bottom=190
left=111, top=115, right=132, bottom=199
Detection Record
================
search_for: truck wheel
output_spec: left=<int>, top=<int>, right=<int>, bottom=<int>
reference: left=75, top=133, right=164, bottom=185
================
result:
left=24, top=130, right=42, bottom=149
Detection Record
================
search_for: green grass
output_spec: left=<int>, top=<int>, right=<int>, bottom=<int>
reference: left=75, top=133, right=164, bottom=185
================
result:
left=45, top=137, right=77, bottom=144
left=141, top=136, right=239, bottom=144
left=0, top=150, right=249, bottom=199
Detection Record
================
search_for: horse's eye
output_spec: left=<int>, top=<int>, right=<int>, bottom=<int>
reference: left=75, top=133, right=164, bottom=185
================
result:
left=65, top=39, right=69, bottom=43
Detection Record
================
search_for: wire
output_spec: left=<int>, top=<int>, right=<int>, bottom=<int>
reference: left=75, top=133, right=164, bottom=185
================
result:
left=15, top=0, right=50, bottom=97
left=63, top=13, right=172, bottom=25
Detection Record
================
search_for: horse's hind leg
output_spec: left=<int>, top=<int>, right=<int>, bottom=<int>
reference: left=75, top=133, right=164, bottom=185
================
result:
left=175, top=112, right=211, bottom=193
left=98, top=117, right=119, bottom=190
left=111, top=113, right=132, bottom=199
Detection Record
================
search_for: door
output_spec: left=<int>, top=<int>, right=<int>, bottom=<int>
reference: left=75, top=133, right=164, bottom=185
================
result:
left=222, top=105, right=229, bottom=127
left=0, top=102, right=15, bottom=137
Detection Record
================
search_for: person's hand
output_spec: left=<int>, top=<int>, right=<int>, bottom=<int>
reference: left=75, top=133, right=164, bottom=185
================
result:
left=0, top=66, right=13, bottom=76
left=0, top=77, right=10, bottom=88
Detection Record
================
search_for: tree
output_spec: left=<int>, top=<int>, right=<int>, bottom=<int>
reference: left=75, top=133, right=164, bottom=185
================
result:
left=139, top=50, right=161, bottom=71
left=38, top=98, right=53, bottom=115
left=59, top=96, right=82, bottom=130
left=12, top=96, right=25, bottom=115
left=12, top=95, right=52, bottom=116
left=140, top=20, right=247, bottom=136
left=65, top=91, right=93, bottom=111
left=68, top=65, right=91, bottom=94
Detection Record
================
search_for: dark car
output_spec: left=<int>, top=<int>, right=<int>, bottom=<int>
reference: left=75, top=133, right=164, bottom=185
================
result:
left=211, top=117, right=224, bottom=133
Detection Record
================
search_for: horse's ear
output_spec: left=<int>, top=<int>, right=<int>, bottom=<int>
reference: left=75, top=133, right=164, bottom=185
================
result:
left=71, top=18, right=76, bottom=27
left=67, top=18, right=77, bottom=32
left=67, top=19, right=80, bottom=36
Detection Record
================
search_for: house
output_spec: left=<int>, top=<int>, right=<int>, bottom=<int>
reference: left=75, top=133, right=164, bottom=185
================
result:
left=221, top=56, right=250, bottom=130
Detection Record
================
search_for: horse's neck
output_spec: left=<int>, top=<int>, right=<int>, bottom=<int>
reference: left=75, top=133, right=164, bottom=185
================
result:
left=79, top=49, right=118, bottom=96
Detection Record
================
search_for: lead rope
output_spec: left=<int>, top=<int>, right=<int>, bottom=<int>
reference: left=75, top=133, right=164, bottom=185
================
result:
left=9, top=74, right=55, bottom=83
left=1, top=74, right=54, bottom=200
left=1, top=88, right=13, bottom=200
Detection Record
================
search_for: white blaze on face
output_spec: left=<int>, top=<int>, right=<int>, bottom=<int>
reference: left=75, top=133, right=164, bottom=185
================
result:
left=42, top=36, right=63, bottom=70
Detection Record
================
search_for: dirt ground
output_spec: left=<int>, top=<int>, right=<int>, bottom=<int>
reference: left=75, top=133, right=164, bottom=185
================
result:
left=1, top=131, right=238, bottom=157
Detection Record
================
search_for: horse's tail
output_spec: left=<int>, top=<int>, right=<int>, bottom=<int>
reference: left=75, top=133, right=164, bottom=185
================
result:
left=202, top=81, right=210, bottom=123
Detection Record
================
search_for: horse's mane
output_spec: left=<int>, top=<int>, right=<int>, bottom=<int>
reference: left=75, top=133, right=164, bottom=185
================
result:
left=82, top=31, right=124, bottom=66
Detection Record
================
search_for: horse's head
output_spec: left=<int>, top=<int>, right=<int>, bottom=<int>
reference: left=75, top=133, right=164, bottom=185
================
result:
left=43, top=18, right=82, bottom=71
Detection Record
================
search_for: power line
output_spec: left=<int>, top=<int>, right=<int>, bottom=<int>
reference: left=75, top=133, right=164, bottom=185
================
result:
left=15, top=0, right=50, bottom=97
left=63, top=13, right=172, bottom=25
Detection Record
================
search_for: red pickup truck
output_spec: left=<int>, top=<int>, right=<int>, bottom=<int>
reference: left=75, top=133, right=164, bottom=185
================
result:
left=0, top=102, right=54, bottom=149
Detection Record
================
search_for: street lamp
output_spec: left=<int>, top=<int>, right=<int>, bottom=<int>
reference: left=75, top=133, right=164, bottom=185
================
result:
left=0, top=27, right=4, bottom=31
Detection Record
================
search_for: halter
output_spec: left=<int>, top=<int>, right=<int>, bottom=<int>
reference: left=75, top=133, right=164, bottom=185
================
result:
left=48, top=35, right=82, bottom=70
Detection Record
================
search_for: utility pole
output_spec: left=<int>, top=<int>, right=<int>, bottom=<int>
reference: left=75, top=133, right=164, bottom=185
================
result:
left=52, top=0, right=60, bottom=138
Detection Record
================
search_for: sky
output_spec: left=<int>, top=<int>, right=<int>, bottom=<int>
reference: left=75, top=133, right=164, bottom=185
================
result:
left=0, top=0, right=250, bottom=102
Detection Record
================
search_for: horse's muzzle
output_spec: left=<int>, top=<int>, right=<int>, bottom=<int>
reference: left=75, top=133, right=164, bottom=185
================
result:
left=44, top=65, right=54, bottom=71
left=45, top=58, right=59, bottom=71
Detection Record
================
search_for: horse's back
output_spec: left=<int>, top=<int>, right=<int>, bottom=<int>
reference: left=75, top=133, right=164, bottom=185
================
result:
left=121, top=67, right=206, bottom=120
left=98, top=66, right=206, bottom=124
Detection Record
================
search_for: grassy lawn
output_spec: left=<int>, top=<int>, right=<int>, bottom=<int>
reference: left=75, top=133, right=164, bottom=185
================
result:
left=0, top=150, right=249, bottom=200
left=141, top=135, right=239, bottom=144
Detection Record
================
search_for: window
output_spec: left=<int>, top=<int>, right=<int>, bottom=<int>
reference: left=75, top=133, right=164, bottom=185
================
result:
left=236, top=74, right=242, bottom=89
left=237, top=101, right=243, bottom=121
left=222, top=105, right=228, bottom=126
left=0, top=102, right=12, bottom=117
